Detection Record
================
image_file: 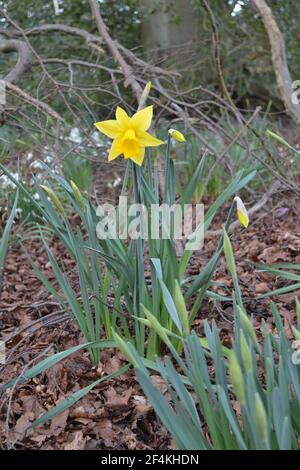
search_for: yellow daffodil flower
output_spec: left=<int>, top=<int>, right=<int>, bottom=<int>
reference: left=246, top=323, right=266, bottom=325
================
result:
left=94, top=105, right=164, bottom=166
left=168, top=128, right=186, bottom=142
left=234, top=196, right=249, bottom=228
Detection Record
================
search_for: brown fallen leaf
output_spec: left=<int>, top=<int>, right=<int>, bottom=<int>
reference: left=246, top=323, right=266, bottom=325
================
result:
left=105, top=386, right=132, bottom=409
left=93, top=418, right=114, bottom=441
left=70, top=405, right=96, bottom=420
left=14, top=411, right=34, bottom=437
left=29, top=434, right=47, bottom=447
left=132, top=395, right=152, bottom=419
left=123, top=427, right=137, bottom=450
left=255, top=282, right=269, bottom=294
left=64, top=430, right=86, bottom=450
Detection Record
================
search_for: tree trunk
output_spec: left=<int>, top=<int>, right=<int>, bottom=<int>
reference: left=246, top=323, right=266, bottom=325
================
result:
left=252, top=0, right=300, bottom=126
left=141, top=0, right=200, bottom=62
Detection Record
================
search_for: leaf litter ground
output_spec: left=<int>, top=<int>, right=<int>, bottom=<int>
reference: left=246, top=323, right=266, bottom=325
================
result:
left=0, top=162, right=299, bottom=449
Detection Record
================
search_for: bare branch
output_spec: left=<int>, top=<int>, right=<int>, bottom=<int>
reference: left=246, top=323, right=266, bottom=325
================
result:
left=89, top=0, right=143, bottom=103
left=5, top=82, right=64, bottom=121
left=2, top=22, right=172, bottom=81
left=37, top=58, right=122, bottom=76
left=0, top=38, right=32, bottom=83
left=0, top=36, right=62, bottom=122
left=11, top=23, right=104, bottom=49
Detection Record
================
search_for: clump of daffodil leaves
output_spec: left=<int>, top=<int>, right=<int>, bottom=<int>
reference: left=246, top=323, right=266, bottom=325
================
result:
left=0, top=81, right=264, bottom=440
left=95, top=105, right=164, bottom=166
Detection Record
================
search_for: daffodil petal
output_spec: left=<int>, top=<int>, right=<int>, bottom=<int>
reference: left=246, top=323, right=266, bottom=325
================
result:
left=237, top=210, right=249, bottom=228
left=129, top=148, right=145, bottom=166
left=95, top=120, right=121, bottom=139
left=168, top=128, right=186, bottom=142
left=108, top=139, right=121, bottom=161
left=136, top=130, right=164, bottom=147
left=234, top=196, right=249, bottom=228
left=131, top=105, right=153, bottom=131
left=116, top=106, right=131, bottom=128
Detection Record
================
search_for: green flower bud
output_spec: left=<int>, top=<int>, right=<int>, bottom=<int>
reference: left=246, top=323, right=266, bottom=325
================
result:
left=138, top=81, right=152, bottom=110
left=237, top=306, right=259, bottom=349
left=254, top=393, right=268, bottom=443
left=174, top=280, right=189, bottom=335
left=223, top=230, right=237, bottom=279
left=40, top=185, right=65, bottom=215
left=70, top=180, right=85, bottom=211
left=240, top=330, right=253, bottom=374
left=229, top=351, right=245, bottom=404
left=266, top=129, right=294, bottom=150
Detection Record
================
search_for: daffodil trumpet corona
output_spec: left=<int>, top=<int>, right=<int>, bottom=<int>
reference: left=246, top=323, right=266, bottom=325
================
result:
left=94, top=105, right=164, bottom=166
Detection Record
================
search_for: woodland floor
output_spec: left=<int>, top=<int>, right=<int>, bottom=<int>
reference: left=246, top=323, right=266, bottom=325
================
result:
left=0, top=160, right=300, bottom=450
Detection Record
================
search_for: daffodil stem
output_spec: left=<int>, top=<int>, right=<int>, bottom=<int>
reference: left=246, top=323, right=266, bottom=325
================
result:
left=121, top=161, right=131, bottom=196
left=217, top=201, right=235, bottom=252
left=189, top=201, right=236, bottom=325
left=132, top=162, right=145, bottom=355
left=222, top=203, right=243, bottom=307
left=163, top=135, right=171, bottom=204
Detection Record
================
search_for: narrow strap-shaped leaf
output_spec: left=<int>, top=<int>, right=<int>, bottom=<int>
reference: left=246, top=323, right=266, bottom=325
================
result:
left=0, top=340, right=115, bottom=392
left=0, top=190, right=18, bottom=267
left=151, top=258, right=182, bottom=332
